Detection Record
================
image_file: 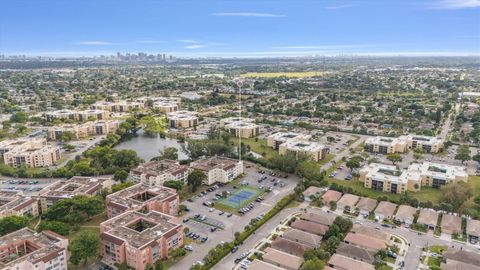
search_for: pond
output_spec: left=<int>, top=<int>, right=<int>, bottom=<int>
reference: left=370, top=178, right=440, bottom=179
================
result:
left=114, top=129, right=188, bottom=161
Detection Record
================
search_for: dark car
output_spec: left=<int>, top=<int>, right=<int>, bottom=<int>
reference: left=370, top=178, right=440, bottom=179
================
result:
left=231, top=246, right=238, bottom=253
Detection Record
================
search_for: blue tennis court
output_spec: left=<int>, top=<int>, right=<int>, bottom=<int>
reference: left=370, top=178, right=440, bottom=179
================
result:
left=218, top=187, right=261, bottom=209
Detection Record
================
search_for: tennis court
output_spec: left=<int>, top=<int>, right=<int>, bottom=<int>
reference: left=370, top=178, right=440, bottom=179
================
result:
left=217, top=187, right=262, bottom=209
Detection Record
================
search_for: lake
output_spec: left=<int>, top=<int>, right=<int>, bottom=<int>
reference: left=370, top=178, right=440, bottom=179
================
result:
left=114, top=129, right=188, bottom=161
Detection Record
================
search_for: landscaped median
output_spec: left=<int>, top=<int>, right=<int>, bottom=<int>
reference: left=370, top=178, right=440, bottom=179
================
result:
left=191, top=193, right=295, bottom=270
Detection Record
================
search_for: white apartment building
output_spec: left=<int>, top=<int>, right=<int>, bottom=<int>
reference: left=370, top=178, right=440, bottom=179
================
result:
left=364, top=134, right=444, bottom=154
left=405, top=135, right=444, bottom=153
left=223, top=119, right=260, bottom=138
left=153, top=101, right=179, bottom=113
left=190, top=156, right=243, bottom=185
left=267, top=132, right=312, bottom=150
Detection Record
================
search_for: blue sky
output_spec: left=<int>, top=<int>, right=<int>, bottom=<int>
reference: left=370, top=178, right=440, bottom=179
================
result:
left=0, top=0, right=479, bottom=57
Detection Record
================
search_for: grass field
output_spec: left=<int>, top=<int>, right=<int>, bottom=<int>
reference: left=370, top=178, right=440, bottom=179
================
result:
left=236, top=137, right=279, bottom=159
left=240, top=71, right=331, bottom=78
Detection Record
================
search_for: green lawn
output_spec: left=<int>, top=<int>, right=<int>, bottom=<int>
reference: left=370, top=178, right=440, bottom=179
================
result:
left=236, top=137, right=279, bottom=159
left=318, top=153, right=335, bottom=166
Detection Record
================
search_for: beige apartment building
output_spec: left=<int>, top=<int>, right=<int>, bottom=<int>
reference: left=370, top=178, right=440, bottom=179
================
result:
left=0, top=228, right=69, bottom=270
left=267, top=132, right=311, bottom=150
left=47, top=120, right=120, bottom=140
left=46, top=109, right=109, bottom=122
left=39, top=176, right=113, bottom=212
left=190, top=156, right=243, bottom=185
left=153, top=101, right=180, bottom=113
left=225, top=121, right=260, bottom=138
left=279, top=139, right=329, bottom=162
left=0, top=190, right=38, bottom=218
left=100, top=210, right=184, bottom=270
left=167, top=111, right=198, bottom=129
left=91, top=101, right=144, bottom=112
left=359, top=162, right=468, bottom=194
left=106, top=183, right=180, bottom=218
left=364, top=134, right=444, bottom=154
left=130, top=159, right=189, bottom=186
left=1, top=138, right=60, bottom=168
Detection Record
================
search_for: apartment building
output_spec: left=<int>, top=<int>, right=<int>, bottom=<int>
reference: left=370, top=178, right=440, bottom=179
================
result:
left=46, top=109, right=109, bottom=122
left=364, top=134, right=444, bottom=154
left=359, top=162, right=467, bottom=193
left=279, top=139, right=328, bottom=162
left=153, top=101, right=179, bottom=113
left=406, top=135, right=444, bottom=153
left=0, top=228, right=68, bottom=270
left=130, top=159, right=189, bottom=186
left=1, top=138, right=60, bottom=168
left=190, top=156, right=243, bottom=185
left=0, top=190, right=39, bottom=218
left=47, top=120, right=120, bottom=140
left=364, top=136, right=407, bottom=154
left=106, top=184, right=179, bottom=218
left=39, top=176, right=113, bottom=212
left=100, top=211, right=183, bottom=270
left=136, top=96, right=182, bottom=105
left=224, top=120, right=260, bottom=138
left=167, top=111, right=198, bottom=129
left=91, top=101, right=144, bottom=112
left=267, top=132, right=311, bottom=150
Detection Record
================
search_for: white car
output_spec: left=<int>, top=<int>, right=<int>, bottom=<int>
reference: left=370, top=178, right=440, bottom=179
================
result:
left=184, top=245, right=193, bottom=251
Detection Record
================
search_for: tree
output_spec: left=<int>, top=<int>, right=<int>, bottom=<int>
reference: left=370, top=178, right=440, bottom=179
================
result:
left=10, top=112, right=28, bottom=123
left=0, top=215, right=29, bottom=236
left=413, top=148, right=424, bottom=160
left=455, top=145, right=471, bottom=164
left=163, top=180, right=183, bottom=191
left=38, top=221, right=70, bottom=236
left=57, top=131, right=75, bottom=142
left=157, top=147, right=179, bottom=160
left=114, top=169, right=129, bottom=182
left=187, top=169, right=206, bottom=192
left=473, top=153, right=480, bottom=163
left=111, top=182, right=134, bottom=193
left=440, top=183, right=472, bottom=209
left=301, top=258, right=324, bottom=270
left=324, top=236, right=341, bottom=253
left=387, top=153, right=402, bottom=165
left=69, top=231, right=99, bottom=266
left=346, top=158, right=360, bottom=171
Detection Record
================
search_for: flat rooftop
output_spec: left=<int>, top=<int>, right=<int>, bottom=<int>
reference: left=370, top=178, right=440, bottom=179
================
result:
left=40, top=176, right=111, bottom=199
left=106, top=184, right=177, bottom=211
left=190, top=156, right=239, bottom=172
left=131, top=159, right=188, bottom=177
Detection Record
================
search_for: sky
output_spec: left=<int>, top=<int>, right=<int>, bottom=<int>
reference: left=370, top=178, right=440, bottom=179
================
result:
left=0, top=0, right=479, bottom=57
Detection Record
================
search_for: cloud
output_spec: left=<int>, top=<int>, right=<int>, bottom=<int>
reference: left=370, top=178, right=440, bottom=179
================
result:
left=211, top=12, right=285, bottom=17
left=178, top=39, right=200, bottom=44
left=185, top=44, right=206, bottom=49
left=76, top=41, right=119, bottom=45
left=325, top=4, right=355, bottom=10
left=136, top=39, right=164, bottom=44
left=428, top=0, right=480, bottom=9
left=273, top=44, right=377, bottom=50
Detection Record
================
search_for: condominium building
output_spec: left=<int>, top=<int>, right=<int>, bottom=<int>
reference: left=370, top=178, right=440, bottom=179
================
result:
left=153, top=101, right=179, bottom=113
left=46, top=109, right=109, bottom=122
left=130, top=160, right=189, bottom=186
left=167, top=111, right=198, bottom=129
left=0, top=190, right=39, bottom=218
left=364, top=134, right=444, bottom=154
left=267, top=132, right=311, bottom=150
left=47, top=120, right=120, bottom=140
left=190, top=156, right=243, bottom=185
left=39, top=176, right=113, bottom=212
left=224, top=120, right=260, bottom=138
left=359, top=162, right=468, bottom=193
left=406, top=135, right=444, bottom=153
left=100, top=210, right=184, bottom=270
left=219, top=117, right=255, bottom=128
left=364, top=136, right=407, bottom=154
left=106, top=184, right=179, bottom=218
left=136, top=96, right=181, bottom=105
left=1, top=138, right=60, bottom=168
left=0, top=228, right=69, bottom=270
left=359, top=163, right=421, bottom=194
left=91, top=101, right=144, bottom=112
left=279, top=139, right=329, bottom=162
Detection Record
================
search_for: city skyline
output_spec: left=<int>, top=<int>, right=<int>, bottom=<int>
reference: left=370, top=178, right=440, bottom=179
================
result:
left=1, top=0, right=479, bottom=57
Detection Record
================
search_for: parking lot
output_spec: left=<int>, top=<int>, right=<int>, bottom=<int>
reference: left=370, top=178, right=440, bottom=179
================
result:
left=171, top=163, right=299, bottom=270
left=0, top=178, right=59, bottom=195
left=318, top=132, right=356, bottom=155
